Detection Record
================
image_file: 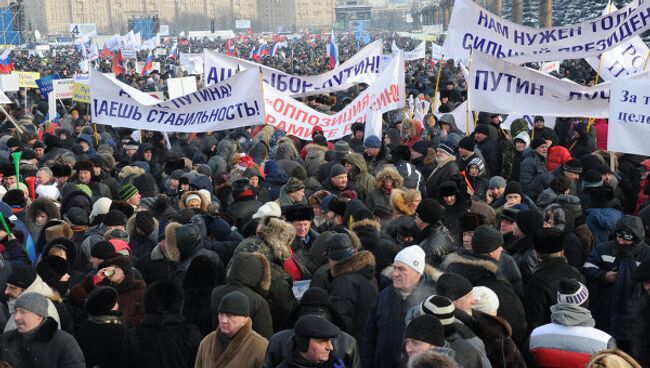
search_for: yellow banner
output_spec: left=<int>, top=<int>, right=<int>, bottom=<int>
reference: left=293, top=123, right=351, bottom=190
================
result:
left=72, top=74, right=90, bottom=103
left=12, top=71, right=40, bottom=88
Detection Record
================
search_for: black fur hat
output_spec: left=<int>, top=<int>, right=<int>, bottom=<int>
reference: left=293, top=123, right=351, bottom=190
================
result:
left=85, top=286, right=119, bottom=316
left=284, top=204, right=314, bottom=222
left=144, top=279, right=184, bottom=314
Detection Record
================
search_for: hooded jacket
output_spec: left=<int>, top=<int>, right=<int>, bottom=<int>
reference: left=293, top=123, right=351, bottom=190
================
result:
left=583, top=215, right=650, bottom=340
left=365, top=167, right=403, bottom=211
left=26, top=197, right=60, bottom=243
left=210, top=252, right=273, bottom=339
left=344, top=152, right=375, bottom=201
left=519, top=148, right=547, bottom=197
left=511, top=131, right=530, bottom=182
left=4, top=274, right=61, bottom=332
left=529, top=304, right=615, bottom=368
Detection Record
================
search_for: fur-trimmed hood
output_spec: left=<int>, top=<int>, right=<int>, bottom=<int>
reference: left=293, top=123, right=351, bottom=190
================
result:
left=350, top=218, right=381, bottom=233
left=390, top=188, right=419, bottom=216
left=331, top=250, right=376, bottom=278
left=27, top=197, right=60, bottom=223
left=442, top=253, right=499, bottom=283
left=304, top=142, right=329, bottom=154
left=227, top=252, right=272, bottom=293
left=374, top=166, right=404, bottom=189
left=178, top=190, right=210, bottom=211
left=126, top=214, right=160, bottom=244
left=258, top=217, right=295, bottom=261
left=162, top=222, right=182, bottom=262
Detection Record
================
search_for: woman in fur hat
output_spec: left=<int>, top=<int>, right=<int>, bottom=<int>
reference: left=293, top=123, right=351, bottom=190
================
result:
left=391, top=188, right=422, bottom=217
left=25, top=197, right=60, bottom=243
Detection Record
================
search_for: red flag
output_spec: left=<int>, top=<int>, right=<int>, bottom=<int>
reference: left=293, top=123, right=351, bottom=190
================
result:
left=111, top=51, right=126, bottom=75
left=100, top=47, right=113, bottom=59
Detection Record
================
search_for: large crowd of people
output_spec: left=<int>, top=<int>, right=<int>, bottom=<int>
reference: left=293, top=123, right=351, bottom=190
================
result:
left=0, top=31, right=644, bottom=368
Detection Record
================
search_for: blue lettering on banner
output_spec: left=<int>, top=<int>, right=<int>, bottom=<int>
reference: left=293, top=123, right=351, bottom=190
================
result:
left=474, top=70, right=544, bottom=96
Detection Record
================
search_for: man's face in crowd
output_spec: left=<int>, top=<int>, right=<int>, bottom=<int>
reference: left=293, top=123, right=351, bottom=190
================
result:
left=74, top=125, right=82, bottom=135
left=534, top=120, right=544, bottom=129
left=391, top=261, right=421, bottom=291
left=405, top=338, right=435, bottom=358
left=36, top=171, right=51, bottom=185
left=125, top=148, right=137, bottom=158
left=71, top=111, right=80, bottom=120
left=4, top=175, right=16, bottom=188
left=500, top=220, right=515, bottom=234
left=365, top=147, right=380, bottom=158
left=454, top=292, right=475, bottom=314
left=248, top=176, right=259, bottom=188
left=489, top=186, right=505, bottom=200
left=564, top=170, right=580, bottom=182
left=302, top=338, right=334, bottom=363
left=442, top=194, right=456, bottom=206
left=143, top=150, right=152, bottom=161
left=458, top=147, right=471, bottom=158
left=462, top=231, right=473, bottom=252
left=218, top=313, right=248, bottom=336
left=34, top=147, right=44, bottom=158
left=4, top=283, right=23, bottom=300
left=289, top=189, right=305, bottom=203
left=292, top=220, right=311, bottom=239
left=78, top=170, right=92, bottom=184
left=331, top=174, right=348, bottom=190
left=490, top=115, right=502, bottom=125
left=354, top=130, right=363, bottom=140
left=475, top=132, right=488, bottom=143
left=14, top=308, right=44, bottom=333
left=535, top=143, right=548, bottom=157
left=127, top=192, right=141, bottom=206
left=505, top=193, right=522, bottom=204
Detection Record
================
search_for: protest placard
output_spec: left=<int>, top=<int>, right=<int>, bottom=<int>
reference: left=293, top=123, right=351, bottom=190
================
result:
left=12, top=71, right=40, bottom=88
left=0, top=74, right=19, bottom=92
left=204, top=40, right=383, bottom=96
left=36, top=74, right=61, bottom=98
left=469, top=52, right=650, bottom=118
left=264, top=51, right=405, bottom=140
left=392, top=40, right=426, bottom=60
left=444, top=0, right=650, bottom=63
left=608, top=79, right=650, bottom=155
left=53, top=79, right=74, bottom=99
left=91, top=68, right=265, bottom=132
left=73, top=74, right=90, bottom=103
left=167, top=77, right=198, bottom=99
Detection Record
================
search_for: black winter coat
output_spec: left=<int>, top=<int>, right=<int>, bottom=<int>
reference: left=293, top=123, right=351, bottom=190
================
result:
left=524, top=256, right=584, bottom=332
left=76, top=314, right=125, bottom=368
left=225, top=197, right=263, bottom=229
left=350, top=219, right=400, bottom=278
left=328, top=251, right=379, bottom=343
left=425, top=156, right=460, bottom=200
left=121, top=313, right=202, bottom=368
left=0, top=317, right=85, bottom=368
left=443, top=253, right=527, bottom=347
left=264, top=329, right=361, bottom=368
left=362, top=272, right=437, bottom=368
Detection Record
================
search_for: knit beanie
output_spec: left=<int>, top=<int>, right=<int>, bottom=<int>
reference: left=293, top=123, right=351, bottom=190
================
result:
left=531, top=138, right=546, bottom=150
left=329, top=164, right=347, bottom=179
left=326, top=233, right=354, bottom=261
left=364, top=135, right=382, bottom=148
left=7, top=264, right=36, bottom=289
left=118, top=184, right=138, bottom=201
left=405, top=315, right=445, bottom=347
left=471, top=225, right=504, bottom=254
left=437, top=272, right=473, bottom=301
left=416, top=199, right=444, bottom=224
left=394, top=245, right=426, bottom=274
left=218, top=290, right=250, bottom=317
left=420, top=295, right=455, bottom=326
left=458, top=136, right=475, bottom=151
left=14, top=292, right=48, bottom=317
left=90, top=197, right=112, bottom=222
left=285, top=177, right=305, bottom=194
left=472, top=286, right=500, bottom=315
left=488, top=176, right=506, bottom=189
left=557, top=278, right=589, bottom=307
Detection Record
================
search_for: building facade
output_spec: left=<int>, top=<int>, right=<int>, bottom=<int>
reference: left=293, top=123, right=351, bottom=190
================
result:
left=22, top=0, right=332, bottom=36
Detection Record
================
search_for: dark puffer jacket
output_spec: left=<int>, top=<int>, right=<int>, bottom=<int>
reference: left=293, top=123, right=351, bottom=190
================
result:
left=0, top=317, right=85, bottom=368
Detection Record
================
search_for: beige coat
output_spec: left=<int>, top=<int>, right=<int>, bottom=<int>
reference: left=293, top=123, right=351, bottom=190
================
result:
left=195, top=320, right=268, bottom=368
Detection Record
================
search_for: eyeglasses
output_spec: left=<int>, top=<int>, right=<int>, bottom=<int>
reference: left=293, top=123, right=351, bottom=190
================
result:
left=616, top=231, right=635, bottom=241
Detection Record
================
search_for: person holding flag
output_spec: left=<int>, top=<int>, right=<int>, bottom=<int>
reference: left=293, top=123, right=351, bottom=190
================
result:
left=0, top=49, right=13, bottom=74
left=141, top=51, right=154, bottom=76
left=328, top=30, right=339, bottom=69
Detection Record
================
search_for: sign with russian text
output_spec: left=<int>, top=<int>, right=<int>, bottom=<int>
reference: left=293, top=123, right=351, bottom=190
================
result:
left=12, top=71, right=40, bottom=88
left=608, top=79, right=650, bottom=155
left=53, top=78, right=73, bottom=99
left=35, top=74, right=61, bottom=99
left=204, top=40, right=383, bottom=96
left=90, top=68, right=265, bottom=132
left=445, top=0, right=650, bottom=63
left=264, top=51, right=405, bottom=140
left=392, top=40, right=426, bottom=60
left=470, top=52, right=650, bottom=118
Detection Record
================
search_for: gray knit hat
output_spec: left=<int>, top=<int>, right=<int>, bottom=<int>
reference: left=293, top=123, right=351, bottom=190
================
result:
left=15, top=292, right=48, bottom=317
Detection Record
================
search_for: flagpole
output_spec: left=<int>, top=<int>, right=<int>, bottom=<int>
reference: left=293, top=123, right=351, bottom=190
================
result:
left=430, top=54, right=444, bottom=115
left=586, top=55, right=604, bottom=132
left=643, top=50, right=650, bottom=71
left=465, top=49, right=473, bottom=136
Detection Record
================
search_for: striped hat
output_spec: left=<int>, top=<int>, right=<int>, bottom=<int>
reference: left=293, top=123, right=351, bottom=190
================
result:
left=420, top=295, right=455, bottom=326
left=557, top=278, right=589, bottom=307
left=118, top=184, right=138, bottom=201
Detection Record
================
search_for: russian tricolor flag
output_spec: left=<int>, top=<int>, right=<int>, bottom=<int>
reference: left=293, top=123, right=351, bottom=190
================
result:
left=169, top=45, right=178, bottom=60
left=257, top=42, right=269, bottom=59
left=0, top=50, right=13, bottom=74
left=141, top=51, right=154, bottom=76
left=327, top=31, right=339, bottom=69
